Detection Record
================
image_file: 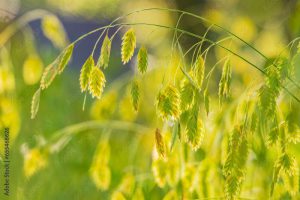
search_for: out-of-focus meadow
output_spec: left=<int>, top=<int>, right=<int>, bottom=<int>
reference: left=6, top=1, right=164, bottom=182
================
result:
left=1, top=0, right=300, bottom=199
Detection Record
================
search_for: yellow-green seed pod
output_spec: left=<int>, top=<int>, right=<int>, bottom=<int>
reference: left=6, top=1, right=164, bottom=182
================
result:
left=89, top=66, right=106, bottom=99
left=156, top=84, right=180, bottom=120
left=121, top=28, right=136, bottom=64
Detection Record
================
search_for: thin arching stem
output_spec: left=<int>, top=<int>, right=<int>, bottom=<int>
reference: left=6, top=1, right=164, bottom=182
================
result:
left=46, top=120, right=151, bottom=153
left=105, top=7, right=300, bottom=91
left=66, top=21, right=300, bottom=102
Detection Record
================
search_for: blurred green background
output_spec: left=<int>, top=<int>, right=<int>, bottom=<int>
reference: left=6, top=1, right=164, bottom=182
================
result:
left=1, top=0, right=300, bottom=199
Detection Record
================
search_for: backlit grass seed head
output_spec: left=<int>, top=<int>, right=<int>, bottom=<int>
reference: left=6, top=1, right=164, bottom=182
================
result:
left=258, top=85, right=277, bottom=117
left=98, top=35, right=111, bottom=69
left=121, top=28, right=136, bottom=64
left=155, top=128, right=166, bottom=158
left=283, top=167, right=299, bottom=196
left=219, top=59, right=232, bottom=105
left=180, top=79, right=195, bottom=111
left=130, top=80, right=140, bottom=112
left=204, top=88, right=210, bottom=115
left=156, top=85, right=180, bottom=120
left=192, top=55, right=205, bottom=89
left=40, top=62, right=58, bottom=90
left=223, top=126, right=248, bottom=200
left=57, top=44, right=74, bottom=74
left=79, top=56, right=94, bottom=92
left=265, top=66, right=280, bottom=95
left=89, top=66, right=106, bottom=99
left=31, top=88, right=41, bottom=119
left=23, top=148, right=47, bottom=178
left=137, top=46, right=148, bottom=74
left=266, top=124, right=280, bottom=147
left=279, top=153, right=297, bottom=176
left=185, top=116, right=205, bottom=151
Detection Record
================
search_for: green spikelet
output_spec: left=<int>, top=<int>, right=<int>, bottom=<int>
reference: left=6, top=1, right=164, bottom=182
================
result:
left=223, top=126, right=248, bottom=200
left=185, top=115, right=205, bottom=151
left=98, top=35, right=111, bottom=69
left=271, top=153, right=298, bottom=196
left=283, top=167, right=299, bottom=196
left=258, top=85, right=277, bottom=118
left=192, top=55, right=205, bottom=89
left=57, top=44, right=74, bottom=74
left=121, top=28, right=136, bottom=64
left=180, top=79, right=195, bottom=111
left=204, top=88, right=210, bottom=116
left=89, top=66, right=106, bottom=99
left=155, top=128, right=165, bottom=158
left=266, top=121, right=280, bottom=147
left=258, top=66, right=281, bottom=118
left=219, top=59, right=232, bottom=105
left=184, top=94, right=204, bottom=151
left=156, top=85, right=180, bottom=120
left=31, top=88, right=41, bottom=119
left=137, top=46, right=148, bottom=74
left=279, top=153, right=297, bottom=176
left=130, top=80, right=140, bottom=111
left=40, top=62, right=58, bottom=90
left=270, top=161, right=281, bottom=197
left=266, top=66, right=281, bottom=95
left=79, top=56, right=94, bottom=92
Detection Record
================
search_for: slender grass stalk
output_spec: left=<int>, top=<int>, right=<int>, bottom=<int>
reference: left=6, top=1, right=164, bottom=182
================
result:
left=45, top=120, right=151, bottom=153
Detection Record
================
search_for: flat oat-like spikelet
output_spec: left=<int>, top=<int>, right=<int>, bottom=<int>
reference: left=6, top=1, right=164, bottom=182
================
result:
left=184, top=96, right=204, bottom=151
left=57, top=44, right=74, bottom=74
left=89, top=66, right=106, bottom=99
left=130, top=80, right=140, bottom=111
left=192, top=55, right=205, bottom=89
left=98, top=35, right=112, bottom=69
left=156, top=84, right=180, bottom=120
left=219, top=59, right=232, bottom=105
left=31, top=88, right=41, bottom=119
left=121, top=28, right=136, bottom=64
left=180, top=79, right=195, bottom=111
left=79, top=56, right=94, bottom=92
left=155, top=128, right=165, bottom=158
left=223, top=126, right=248, bottom=200
left=137, top=46, right=148, bottom=74
left=40, top=62, right=58, bottom=90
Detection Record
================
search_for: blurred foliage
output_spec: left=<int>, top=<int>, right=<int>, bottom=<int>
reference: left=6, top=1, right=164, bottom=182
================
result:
left=1, top=0, right=300, bottom=200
